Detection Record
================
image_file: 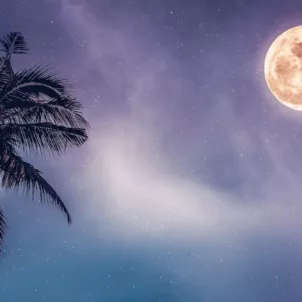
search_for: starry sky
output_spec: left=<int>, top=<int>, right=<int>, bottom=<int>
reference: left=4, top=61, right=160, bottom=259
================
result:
left=1, top=0, right=302, bottom=301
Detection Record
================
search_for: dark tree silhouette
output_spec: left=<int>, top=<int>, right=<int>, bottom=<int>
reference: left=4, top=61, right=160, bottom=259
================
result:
left=0, top=32, right=89, bottom=250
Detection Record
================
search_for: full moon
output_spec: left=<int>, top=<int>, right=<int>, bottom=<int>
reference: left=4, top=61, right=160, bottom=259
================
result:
left=264, top=26, right=302, bottom=111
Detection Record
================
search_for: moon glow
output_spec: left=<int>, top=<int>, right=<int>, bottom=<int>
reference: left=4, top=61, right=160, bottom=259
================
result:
left=264, top=26, right=302, bottom=111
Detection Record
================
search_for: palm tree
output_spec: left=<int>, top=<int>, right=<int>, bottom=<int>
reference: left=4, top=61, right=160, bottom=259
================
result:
left=0, top=32, right=89, bottom=250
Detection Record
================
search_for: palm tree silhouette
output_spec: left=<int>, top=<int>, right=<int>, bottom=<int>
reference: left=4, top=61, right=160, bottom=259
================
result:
left=0, top=32, right=89, bottom=250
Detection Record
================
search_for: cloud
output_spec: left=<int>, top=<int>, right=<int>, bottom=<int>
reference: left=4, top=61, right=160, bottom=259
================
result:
left=2, top=1, right=302, bottom=301
left=58, top=0, right=302, bottom=245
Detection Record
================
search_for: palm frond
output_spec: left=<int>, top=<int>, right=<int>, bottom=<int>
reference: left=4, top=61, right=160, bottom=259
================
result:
left=0, top=207, right=7, bottom=250
left=0, top=32, right=91, bottom=250
left=0, top=32, right=29, bottom=55
left=0, top=57, right=13, bottom=88
left=3, top=96, right=90, bottom=129
left=0, top=144, right=71, bottom=223
left=0, top=66, right=69, bottom=103
left=2, top=122, right=88, bottom=155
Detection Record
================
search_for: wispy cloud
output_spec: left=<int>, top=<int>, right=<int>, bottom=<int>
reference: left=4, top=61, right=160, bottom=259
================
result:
left=56, top=0, right=302, bottom=246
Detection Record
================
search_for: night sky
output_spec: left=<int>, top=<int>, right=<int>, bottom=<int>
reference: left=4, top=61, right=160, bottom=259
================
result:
left=1, top=0, right=302, bottom=301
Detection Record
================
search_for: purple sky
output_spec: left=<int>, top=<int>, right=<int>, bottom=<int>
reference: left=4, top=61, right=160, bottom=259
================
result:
left=1, top=0, right=302, bottom=301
